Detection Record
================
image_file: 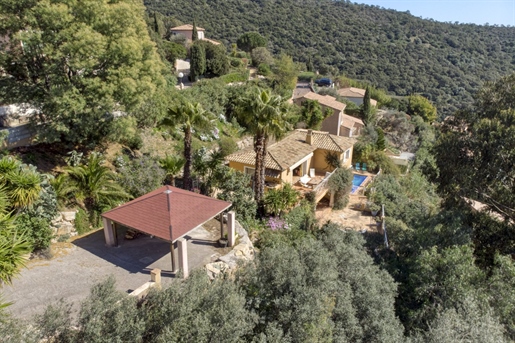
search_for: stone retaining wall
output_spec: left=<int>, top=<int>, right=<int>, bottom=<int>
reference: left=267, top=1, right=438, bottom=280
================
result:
left=205, top=220, right=254, bottom=279
left=51, top=210, right=78, bottom=241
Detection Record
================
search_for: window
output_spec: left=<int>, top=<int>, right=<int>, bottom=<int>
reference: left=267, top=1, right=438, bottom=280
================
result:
left=344, top=149, right=350, bottom=162
left=244, top=167, right=255, bottom=187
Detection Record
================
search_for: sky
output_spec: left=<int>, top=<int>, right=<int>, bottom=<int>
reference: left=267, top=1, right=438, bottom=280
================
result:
left=355, top=1, right=515, bottom=26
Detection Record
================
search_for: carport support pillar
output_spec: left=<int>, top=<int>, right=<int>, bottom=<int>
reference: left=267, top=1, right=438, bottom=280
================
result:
left=178, top=238, right=189, bottom=279
left=227, top=211, right=236, bottom=247
left=102, top=217, right=117, bottom=247
left=170, top=241, right=179, bottom=273
left=329, top=191, right=335, bottom=208
left=219, top=212, right=224, bottom=239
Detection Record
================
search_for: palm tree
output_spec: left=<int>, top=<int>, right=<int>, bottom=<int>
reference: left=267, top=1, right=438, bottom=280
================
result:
left=236, top=87, right=291, bottom=212
left=162, top=101, right=211, bottom=191
left=159, top=154, right=185, bottom=186
left=0, top=186, right=31, bottom=289
left=0, top=157, right=42, bottom=209
left=64, top=153, right=131, bottom=212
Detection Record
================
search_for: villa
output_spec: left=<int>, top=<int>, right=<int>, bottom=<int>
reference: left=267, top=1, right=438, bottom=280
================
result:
left=337, top=87, right=378, bottom=107
left=226, top=129, right=355, bottom=203
left=293, top=91, right=365, bottom=138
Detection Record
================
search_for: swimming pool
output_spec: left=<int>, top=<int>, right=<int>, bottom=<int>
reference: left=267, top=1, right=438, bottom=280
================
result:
left=351, top=174, right=368, bottom=194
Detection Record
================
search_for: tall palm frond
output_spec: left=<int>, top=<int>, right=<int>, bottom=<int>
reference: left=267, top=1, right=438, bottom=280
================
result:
left=159, top=155, right=185, bottom=186
left=50, top=174, right=77, bottom=209
left=236, top=87, right=291, bottom=209
left=162, top=101, right=212, bottom=190
left=65, top=153, right=131, bottom=211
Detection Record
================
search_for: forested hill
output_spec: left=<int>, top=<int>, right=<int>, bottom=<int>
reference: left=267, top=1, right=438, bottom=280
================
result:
left=144, top=0, right=515, bottom=116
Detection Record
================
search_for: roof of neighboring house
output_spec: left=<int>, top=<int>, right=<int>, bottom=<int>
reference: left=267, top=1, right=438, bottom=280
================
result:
left=226, top=129, right=355, bottom=172
left=340, top=114, right=364, bottom=129
left=301, top=92, right=346, bottom=112
left=337, top=87, right=378, bottom=106
left=170, top=24, right=205, bottom=31
left=102, top=186, right=231, bottom=242
left=202, top=38, right=221, bottom=45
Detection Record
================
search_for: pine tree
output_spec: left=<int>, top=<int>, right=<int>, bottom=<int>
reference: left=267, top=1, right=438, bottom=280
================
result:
left=192, top=20, right=198, bottom=41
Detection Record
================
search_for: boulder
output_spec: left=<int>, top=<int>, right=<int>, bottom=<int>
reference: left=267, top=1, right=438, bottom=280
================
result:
left=205, top=261, right=229, bottom=280
left=61, top=211, right=77, bottom=222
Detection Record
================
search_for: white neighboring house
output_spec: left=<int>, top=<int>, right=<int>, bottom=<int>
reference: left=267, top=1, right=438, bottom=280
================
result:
left=169, top=24, right=220, bottom=45
left=0, top=104, right=38, bottom=149
left=337, top=87, right=378, bottom=107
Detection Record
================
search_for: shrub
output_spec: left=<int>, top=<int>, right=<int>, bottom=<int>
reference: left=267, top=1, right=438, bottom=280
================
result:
left=220, top=72, right=247, bottom=84
left=218, top=136, right=238, bottom=157
left=116, top=154, right=166, bottom=198
left=251, top=47, right=273, bottom=67
left=285, top=199, right=317, bottom=231
left=75, top=208, right=91, bottom=235
left=230, top=57, right=243, bottom=68
left=264, top=183, right=300, bottom=216
left=16, top=214, right=52, bottom=251
left=257, top=63, right=271, bottom=76
left=298, top=71, right=316, bottom=82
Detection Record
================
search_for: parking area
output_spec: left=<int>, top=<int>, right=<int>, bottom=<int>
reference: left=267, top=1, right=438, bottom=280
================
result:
left=3, top=224, right=225, bottom=319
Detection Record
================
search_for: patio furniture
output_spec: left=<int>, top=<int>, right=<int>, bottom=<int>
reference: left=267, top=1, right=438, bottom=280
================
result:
left=362, top=163, right=367, bottom=171
left=309, top=168, right=316, bottom=177
left=299, top=174, right=311, bottom=188
left=355, top=162, right=361, bottom=171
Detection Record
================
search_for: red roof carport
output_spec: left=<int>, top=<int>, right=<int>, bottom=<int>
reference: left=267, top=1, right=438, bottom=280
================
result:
left=101, top=186, right=232, bottom=277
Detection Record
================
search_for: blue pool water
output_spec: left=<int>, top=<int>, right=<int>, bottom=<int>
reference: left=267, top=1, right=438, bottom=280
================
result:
left=351, top=174, right=368, bottom=194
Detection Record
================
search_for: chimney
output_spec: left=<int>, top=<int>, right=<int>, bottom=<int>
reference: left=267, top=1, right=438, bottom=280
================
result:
left=306, top=129, right=313, bottom=145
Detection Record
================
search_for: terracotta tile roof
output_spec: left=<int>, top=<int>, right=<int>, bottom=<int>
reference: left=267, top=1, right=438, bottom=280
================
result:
left=301, top=92, right=346, bottom=111
left=226, top=129, right=355, bottom=171
left=340, top=114, right=364, bottom=129
left=225, top=148, right=283, bottom=170
left=202, top=38, right=221, bottom=45
left=337, top=87, right=378, bottom=106
left=102, top=186, right=231, bottom=242
left=338, top=87, right=366, bottom=97
left=170, top=24, right=205, bottom=31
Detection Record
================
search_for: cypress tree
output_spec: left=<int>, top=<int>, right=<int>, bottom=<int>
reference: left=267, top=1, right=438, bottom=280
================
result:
left=363, top=86, right=371, bottom=117
left=189, top=43, right=205, bottom=81
left=361, top=86, right=376, bottom=126
left=192, top=20, right=198, bottom=41
left=376, top=127, right=386, bottom=151
left=306, top=56, right=314, bottom=72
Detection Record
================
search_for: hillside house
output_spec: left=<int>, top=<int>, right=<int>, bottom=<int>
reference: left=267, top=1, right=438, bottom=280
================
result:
left=226, top=129, right=355, bottom=203
left=337, top=87, right=378, bottom=107
left=293, top=91, right=364, bottom=138
left=170, top=24, right=220, bottom=45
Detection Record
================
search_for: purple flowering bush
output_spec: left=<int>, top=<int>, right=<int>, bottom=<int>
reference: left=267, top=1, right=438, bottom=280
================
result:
left=267, top=217, right=289, bottom=231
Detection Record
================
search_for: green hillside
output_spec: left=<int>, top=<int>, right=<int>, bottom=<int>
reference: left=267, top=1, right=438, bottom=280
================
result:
left=145, top=0, right=515, bottom=116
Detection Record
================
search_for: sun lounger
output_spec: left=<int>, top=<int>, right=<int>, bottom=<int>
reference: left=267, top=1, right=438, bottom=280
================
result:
left=355, top=162, right=360, bottom=171
left=299, top=174, right=311, bottom=187
left=362, top=163, right=367, bottom=171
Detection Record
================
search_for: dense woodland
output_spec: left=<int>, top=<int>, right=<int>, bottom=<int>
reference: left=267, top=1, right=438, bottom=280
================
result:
left=0, top=0, right=515, bottom=342
left=145, top=0, right=515, bottom=116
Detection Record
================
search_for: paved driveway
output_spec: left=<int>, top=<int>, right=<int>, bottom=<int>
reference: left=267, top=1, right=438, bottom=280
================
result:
left=2, top=226, right=223, bottom=319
